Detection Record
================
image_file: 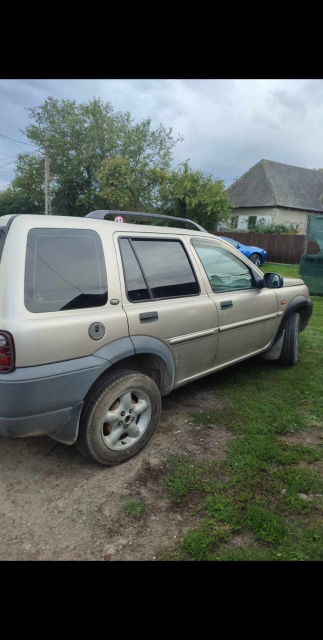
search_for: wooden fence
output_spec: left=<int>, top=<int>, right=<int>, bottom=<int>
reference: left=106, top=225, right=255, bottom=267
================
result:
left=213, top=231, right=319, bottom=264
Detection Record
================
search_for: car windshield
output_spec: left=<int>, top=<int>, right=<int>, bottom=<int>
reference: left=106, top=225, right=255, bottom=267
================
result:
left=223, top=238, right=239, bottom=249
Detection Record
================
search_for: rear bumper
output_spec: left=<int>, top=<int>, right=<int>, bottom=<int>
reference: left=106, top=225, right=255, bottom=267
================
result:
left=0, top=402, right=84, bottom=444
left=0, top=356, right=109, bottom=444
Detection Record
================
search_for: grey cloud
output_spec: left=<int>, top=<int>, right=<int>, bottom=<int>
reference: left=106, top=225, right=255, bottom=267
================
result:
left=1, top=79, right=323, bottom=191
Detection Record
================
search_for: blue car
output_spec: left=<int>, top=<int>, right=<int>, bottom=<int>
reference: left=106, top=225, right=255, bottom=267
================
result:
left=221, top=236, right=267, bottom=268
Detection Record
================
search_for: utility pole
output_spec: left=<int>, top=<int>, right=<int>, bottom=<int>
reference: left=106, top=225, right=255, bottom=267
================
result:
left=44, top=144, right=51, bottom=215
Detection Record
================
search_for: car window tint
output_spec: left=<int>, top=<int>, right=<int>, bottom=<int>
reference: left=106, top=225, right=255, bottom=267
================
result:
left=192, top=241, right=255, bottom=292
left=224, top=238, right=239, bottom=249
left=119, top=238, right=150, bottom=302
left=131, top=239, right=199, bottom=299
left=25, top=228, right=108, bottom=312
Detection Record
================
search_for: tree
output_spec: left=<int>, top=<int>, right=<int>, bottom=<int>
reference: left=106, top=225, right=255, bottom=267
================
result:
left=0, top=185, right=43, bottom=217
left=0, top=151, right=46, bottom=216
left=159, top=162, right=232, bottom=230
left=99, top=117, right=182, bottom=211
left=99, top=157, right=169, bottom=212
left=9, top=97, right=182, bottom=217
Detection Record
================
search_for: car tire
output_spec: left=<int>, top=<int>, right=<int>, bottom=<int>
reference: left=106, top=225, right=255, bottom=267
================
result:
left=76, top=370, right=162, bottom=466
left=278, top=312, right=300, bottom=366
left=249, top=253, right=261, bottom=267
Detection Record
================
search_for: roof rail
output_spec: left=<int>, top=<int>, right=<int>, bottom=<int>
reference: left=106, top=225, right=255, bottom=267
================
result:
left=85, top=210, right=206, bottom=232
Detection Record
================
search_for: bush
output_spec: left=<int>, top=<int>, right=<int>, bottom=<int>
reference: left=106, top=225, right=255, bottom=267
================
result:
left=250, top=219, right=300, bottom=235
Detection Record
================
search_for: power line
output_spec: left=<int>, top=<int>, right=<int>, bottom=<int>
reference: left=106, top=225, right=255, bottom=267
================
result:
left=0, top=148, right=43, bottom=170
left=0, top=132, right=38, bottom=147
left=0, top=160, right=17, bottom=169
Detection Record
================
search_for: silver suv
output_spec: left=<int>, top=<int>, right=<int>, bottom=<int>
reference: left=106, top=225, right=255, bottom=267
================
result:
left=0, top=210, right=313, bottom=466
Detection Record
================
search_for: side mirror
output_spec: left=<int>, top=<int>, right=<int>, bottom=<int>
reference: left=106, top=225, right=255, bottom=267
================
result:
left=236, top=243, right=241, bottom=249
left=263, top=272, right=284, bottom=289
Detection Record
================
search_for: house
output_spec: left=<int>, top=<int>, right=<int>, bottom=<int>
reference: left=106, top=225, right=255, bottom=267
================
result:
left=220, top=159, right=323, bottom=233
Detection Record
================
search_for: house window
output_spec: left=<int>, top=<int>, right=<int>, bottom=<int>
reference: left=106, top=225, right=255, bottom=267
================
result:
left=230, top=215, right=238, bottom=229
left=248, top=216, right=257, bottom=230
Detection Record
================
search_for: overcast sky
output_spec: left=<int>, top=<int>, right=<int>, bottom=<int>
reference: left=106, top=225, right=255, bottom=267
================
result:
left=1, top=78, right=323, bottom=191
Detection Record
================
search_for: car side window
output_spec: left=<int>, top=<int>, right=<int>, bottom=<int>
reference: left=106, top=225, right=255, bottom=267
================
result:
left=119, top=237, right=200, bottom=302
left=192, top=240, right=255, bottom=292
left=119, top=239, right=150, bottom=302
left=25, top=228, right=108, bottom=312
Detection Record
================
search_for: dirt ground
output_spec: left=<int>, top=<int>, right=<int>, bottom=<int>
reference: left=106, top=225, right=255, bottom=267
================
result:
left=0, top=374, right=232, bottom=561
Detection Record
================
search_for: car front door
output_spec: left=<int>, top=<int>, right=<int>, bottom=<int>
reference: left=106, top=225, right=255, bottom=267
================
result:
left=115, top=232, right=220, bottom=383
left=191, top=237, right=282, bottom=367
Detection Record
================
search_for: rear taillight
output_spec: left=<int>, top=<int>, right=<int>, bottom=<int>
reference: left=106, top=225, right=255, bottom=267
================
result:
left=0, top=331, right=15, bottom=373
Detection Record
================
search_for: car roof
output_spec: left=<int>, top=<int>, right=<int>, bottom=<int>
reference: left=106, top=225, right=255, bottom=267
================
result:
left=0, top=213, right=218, bottom=238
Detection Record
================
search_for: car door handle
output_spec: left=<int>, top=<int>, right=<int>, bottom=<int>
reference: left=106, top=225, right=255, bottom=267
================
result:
left=139, top=312, right=159, bottom=323
left=221, top=300, right=233, bottom=310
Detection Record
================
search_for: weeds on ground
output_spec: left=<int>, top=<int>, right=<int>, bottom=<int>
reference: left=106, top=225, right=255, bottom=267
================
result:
left=159, top=291, right=323, bottom=561
left=123, top=499, right=146, bottom=520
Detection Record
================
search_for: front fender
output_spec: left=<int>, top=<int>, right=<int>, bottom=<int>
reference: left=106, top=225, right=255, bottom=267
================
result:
left=272, top=296, right=313, bottom=345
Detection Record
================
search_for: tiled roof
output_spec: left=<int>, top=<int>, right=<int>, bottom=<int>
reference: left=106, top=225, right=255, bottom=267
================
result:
left=226, top=159, right=323, bottom=212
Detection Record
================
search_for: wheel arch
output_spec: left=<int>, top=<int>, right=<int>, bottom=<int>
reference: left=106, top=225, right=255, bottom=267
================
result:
left=272, top=295, right=313, bottom=345
left=91, top=335, right=175, bottom=398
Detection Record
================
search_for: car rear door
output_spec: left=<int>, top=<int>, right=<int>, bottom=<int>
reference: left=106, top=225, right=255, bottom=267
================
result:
left=115, top=231, right=220, bottom=384
left=191, top=237, right=281, bottom=367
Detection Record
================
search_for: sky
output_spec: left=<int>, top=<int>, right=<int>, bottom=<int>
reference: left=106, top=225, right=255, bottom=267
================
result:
left=1, top=78, right=323, bottom=192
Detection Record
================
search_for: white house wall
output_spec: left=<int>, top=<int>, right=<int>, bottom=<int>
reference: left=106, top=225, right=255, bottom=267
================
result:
left=219, top=207, right=309, bottom=232
left=275, top=208, right=308, bottom=232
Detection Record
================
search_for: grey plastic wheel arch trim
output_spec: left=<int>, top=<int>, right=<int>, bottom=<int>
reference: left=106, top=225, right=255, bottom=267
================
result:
left=0, top=336, right=175, bottom=444
left=272, top=296, right=313, bottom=346
left=94, top=335, right=175, bottom=390
left=130, top=335, right=175, bottom=390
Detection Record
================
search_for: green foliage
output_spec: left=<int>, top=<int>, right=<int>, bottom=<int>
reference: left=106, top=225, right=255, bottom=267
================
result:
left=123, top=499, right=146, bottom=520
left=249, top=218, right=300, bottom=234
left=1, top=96, right=231, bottom=226
left=279, top=467, right=323, bottom=495
left=165, top=455, right=216, bottom=500
left=211, top=544, right=276, bottom=561
left=2, top=96, right=182, bottom=218
left=245, top=505, right=287, bottom=544
left=159, top=162, right=233, bottom=230
left=205, top=494, right=242, bottom=529
left=158, top=283, right=323, bottom=560
left=99, top=117, right=180, bottom=211
left=183, top=520, right=232, bottom=560
left=0, top=182, right=43, bottom=216
left=99, top=143, right=170, bottom=211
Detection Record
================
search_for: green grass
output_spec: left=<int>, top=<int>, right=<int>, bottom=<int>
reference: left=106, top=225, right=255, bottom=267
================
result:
left=260, top=262, right=300, bottom=278
left=160, top=263, right=323, bottom=561
left=123, top=499, right=147, bottom=520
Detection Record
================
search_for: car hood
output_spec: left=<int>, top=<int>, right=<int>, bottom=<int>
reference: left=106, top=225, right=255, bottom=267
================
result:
left=283, top=277, right=304, bottom=287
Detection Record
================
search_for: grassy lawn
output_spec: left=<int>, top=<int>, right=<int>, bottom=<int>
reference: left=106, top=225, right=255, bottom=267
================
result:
left=260, top=262, right=300, bottom=278
left=160, top=264, right=323, bottom=561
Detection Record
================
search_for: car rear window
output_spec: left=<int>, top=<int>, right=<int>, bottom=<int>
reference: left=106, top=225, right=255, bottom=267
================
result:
left=25, top=228, right=108, bottom=312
